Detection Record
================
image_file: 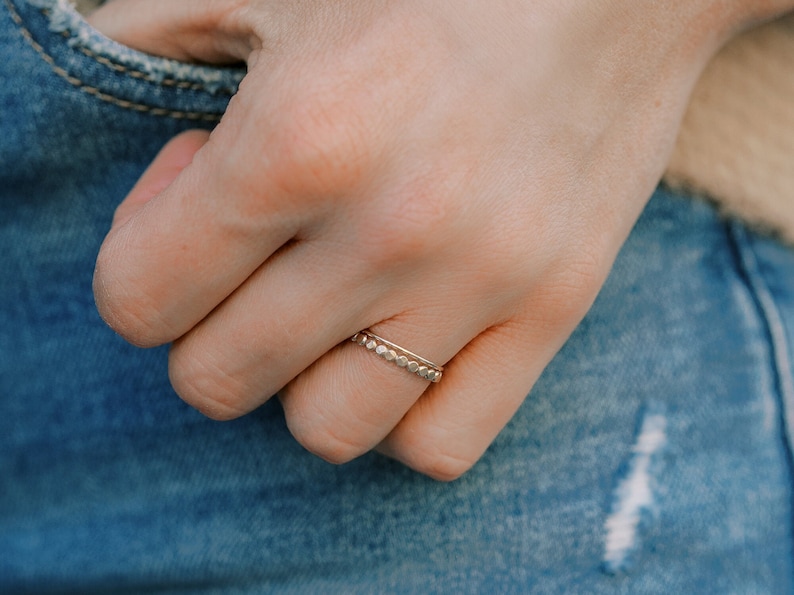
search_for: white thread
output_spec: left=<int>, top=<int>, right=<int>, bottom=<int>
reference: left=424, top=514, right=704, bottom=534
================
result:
left=603, top=411, right=667, bottom=573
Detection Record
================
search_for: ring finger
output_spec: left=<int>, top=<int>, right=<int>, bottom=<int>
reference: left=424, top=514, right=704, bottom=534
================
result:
left=279, top=298, right=495, bottom=465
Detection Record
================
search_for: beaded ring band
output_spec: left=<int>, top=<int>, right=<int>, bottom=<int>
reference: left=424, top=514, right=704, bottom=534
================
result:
left=351, top=330, right=444, bottom=383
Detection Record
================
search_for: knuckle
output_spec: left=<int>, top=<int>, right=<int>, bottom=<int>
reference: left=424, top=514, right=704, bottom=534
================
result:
left=168, top=344, right=250, bottom=421
left=411, top=447, right=476, bottom=482
left=286, top=408, right=370, bottom=465
left=361, top=186, right=452, bottom=266
left=268, top=91, right=371, bottom=197
left=392, top=428, right=477, bottom=481
left=93, top=253, right=172, bottom=348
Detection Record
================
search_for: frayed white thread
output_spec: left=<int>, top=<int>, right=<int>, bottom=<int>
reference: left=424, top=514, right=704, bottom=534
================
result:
left=24, top=0, right=244, bottom=93
left=26, top=0, right=92, bottom=35
left=603, top=408, right=667, bottom=574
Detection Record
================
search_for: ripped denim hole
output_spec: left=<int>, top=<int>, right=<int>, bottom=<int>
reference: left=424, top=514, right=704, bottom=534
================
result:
left=602, top=401, right=667, bottom=575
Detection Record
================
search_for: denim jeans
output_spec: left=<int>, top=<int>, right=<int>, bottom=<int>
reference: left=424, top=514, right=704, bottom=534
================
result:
left=2, top=1, right=793, bottom=592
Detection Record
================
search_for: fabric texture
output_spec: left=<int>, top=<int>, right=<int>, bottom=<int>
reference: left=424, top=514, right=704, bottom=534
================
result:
left=2, top=1, right=794, bottom=592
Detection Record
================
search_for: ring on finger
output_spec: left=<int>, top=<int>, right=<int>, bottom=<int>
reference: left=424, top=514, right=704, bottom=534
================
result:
left=351, top=330, right=444, bottom=382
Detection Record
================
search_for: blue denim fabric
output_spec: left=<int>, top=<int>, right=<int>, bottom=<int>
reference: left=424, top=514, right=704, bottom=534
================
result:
left=2, top=0, right=793, bottom=592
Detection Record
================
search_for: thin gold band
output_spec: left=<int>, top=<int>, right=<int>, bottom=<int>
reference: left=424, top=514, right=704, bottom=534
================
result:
left=351, top=330, right=444, bottom=383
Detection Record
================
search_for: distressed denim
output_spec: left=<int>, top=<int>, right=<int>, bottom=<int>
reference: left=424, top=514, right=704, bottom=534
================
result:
left=1, top=1, right=793, bottom=592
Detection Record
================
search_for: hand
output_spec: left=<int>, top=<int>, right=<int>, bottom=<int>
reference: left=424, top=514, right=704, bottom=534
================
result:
left=92, top=0, right=791, bottom=479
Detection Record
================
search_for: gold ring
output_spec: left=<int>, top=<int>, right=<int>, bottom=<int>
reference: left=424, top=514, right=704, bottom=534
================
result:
left=351, top=330, right=443, bottom=382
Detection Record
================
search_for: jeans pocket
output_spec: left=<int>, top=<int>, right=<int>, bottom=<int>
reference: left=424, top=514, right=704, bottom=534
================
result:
left=6, top=0, right=245, bottom=121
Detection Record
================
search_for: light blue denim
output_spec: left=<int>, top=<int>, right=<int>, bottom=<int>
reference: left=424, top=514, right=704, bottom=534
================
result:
left=2, top=0, right=793, bottom=592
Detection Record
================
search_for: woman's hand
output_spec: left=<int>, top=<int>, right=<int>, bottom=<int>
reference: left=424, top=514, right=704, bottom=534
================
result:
left=92, top=0, right=792, bottom=479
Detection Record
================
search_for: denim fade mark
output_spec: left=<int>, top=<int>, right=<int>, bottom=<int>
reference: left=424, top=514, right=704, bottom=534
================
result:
left=602, top=403, right=667, bottom=574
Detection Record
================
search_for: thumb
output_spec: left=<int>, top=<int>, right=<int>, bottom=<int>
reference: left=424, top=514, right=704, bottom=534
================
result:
left=113, top=129, right=210, bottom=228
left=86, top=0, right=250, bottom=64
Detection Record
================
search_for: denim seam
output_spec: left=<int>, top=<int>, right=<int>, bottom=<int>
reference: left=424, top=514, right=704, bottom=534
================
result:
left=73, top=39, right=211, bottom=93
left=729, top=222, right=794, bottom=478
left=5, top=0, right=222, bottom=121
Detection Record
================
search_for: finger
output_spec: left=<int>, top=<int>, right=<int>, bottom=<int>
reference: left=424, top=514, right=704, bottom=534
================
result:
left=161, top=138, right=497, bottom=423
left=277, top=298, right=491, bottom=465
left=374, top=241, right=616, bottom=480
left=93, top=50, right=390, bottom=350
left=377, top=318, right=569, bottom=482
left=165, top=237, right=377, bottom=420
left=113, top=130, right=210, bottom=228
left=93, top=84, right=312, bottom=348
left=87, top=0, right=250, bottom=64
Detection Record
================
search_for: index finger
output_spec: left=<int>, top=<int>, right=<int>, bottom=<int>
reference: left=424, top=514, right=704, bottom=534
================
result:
left=93, top=86, right=305, bottom=348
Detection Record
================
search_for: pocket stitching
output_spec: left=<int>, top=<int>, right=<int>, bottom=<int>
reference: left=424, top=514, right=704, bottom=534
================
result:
left=6, top=0, right=223, bottom=122
left=74, top=42, right=212, bottom=93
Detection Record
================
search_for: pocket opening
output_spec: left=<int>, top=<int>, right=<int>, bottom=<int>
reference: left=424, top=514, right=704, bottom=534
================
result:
left=19, top=0, right=244, bottom=95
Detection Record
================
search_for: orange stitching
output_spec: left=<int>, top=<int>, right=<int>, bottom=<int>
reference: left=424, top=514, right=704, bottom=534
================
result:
left=41, top=4, right=224, bottom=92
left=75, top=45, right=209, bottom=92
left=40, top=3, right=233, bottom=93
left=4, top=0, right=223, bottom=122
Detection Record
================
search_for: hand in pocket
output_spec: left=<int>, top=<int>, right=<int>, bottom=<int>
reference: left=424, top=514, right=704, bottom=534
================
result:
left=92, top=0, right=774, bottom=478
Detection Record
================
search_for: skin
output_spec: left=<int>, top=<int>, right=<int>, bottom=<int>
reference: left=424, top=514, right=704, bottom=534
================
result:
left=90, top=1, right=794, bottom=480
